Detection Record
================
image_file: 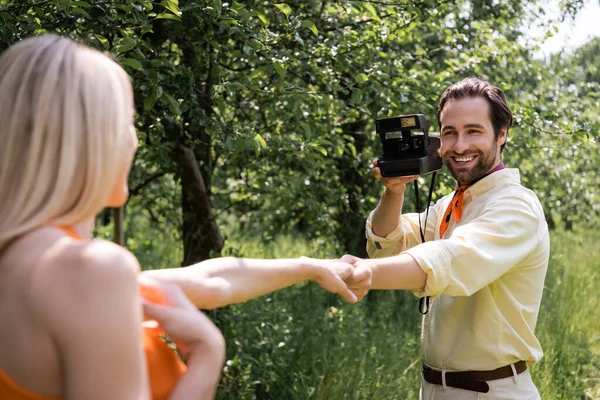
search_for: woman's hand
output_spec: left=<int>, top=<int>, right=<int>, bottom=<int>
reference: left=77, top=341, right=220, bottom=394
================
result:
left=139, top=277, right=225, bottom=359
left=140, top=277, right=225, bottom=400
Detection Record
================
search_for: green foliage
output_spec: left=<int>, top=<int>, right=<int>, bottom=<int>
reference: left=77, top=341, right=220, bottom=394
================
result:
left=2, top=0, right=598, bottom=258
left=506, top=41, right=600, bottom=229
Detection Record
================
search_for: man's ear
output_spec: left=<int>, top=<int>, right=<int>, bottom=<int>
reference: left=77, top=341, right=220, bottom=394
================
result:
left=498, top=127, right=508, bottom=146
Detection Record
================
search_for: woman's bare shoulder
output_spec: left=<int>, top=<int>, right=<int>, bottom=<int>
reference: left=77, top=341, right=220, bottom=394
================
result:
left=26, top=232, right=142, bottom=332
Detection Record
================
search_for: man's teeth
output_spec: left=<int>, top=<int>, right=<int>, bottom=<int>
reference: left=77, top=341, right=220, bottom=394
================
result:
left=455, top=156, right=474, bottom=163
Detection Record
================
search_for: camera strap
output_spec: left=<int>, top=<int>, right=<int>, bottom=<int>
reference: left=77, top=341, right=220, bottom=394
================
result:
left=413, top=171, right=437, bottom=315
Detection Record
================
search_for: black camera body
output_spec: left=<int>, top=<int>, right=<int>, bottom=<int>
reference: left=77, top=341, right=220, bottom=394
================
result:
left=376, top=114, right=442, bottom=177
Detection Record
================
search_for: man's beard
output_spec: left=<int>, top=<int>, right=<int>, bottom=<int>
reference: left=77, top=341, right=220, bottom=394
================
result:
left=443, top=141, right=498, bottom=185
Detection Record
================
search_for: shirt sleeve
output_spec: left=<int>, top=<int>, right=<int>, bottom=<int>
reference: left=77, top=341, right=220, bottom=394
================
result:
left=365, top=201, right=443, bottom=259
left=405, top=194, right=544, bottom=298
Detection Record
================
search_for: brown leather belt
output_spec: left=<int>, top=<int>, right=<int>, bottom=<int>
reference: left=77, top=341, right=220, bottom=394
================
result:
left=422, top=361, right=527, bottom=393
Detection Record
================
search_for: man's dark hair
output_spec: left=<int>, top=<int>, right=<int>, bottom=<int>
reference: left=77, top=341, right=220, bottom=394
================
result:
left=437, top=77, right=513, bottom=152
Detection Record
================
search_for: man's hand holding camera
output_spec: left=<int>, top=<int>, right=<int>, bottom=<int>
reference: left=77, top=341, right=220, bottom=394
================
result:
left=373, top=159, right=418, bottom=196
left=371, top=159, right=420, bottom=238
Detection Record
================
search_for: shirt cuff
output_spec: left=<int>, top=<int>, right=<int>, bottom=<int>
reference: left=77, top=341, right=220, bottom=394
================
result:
left=403, top=241, right=452, bottom=298
left=365, top=210, right=404, bottom=251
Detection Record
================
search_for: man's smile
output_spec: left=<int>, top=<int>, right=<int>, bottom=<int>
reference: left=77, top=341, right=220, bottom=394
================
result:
left=449, top=154, right=478, bottom=167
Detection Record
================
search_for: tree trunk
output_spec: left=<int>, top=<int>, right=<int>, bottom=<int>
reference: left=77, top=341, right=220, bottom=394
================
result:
left=172, top=143, right=224, bottom=265
left=113, top=206, right=124, bottom=246
left=335, top=120, right=369, bottom=258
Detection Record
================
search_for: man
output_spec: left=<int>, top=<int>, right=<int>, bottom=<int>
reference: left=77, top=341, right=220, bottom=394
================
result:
left=343, top=77, right=550, bottom=399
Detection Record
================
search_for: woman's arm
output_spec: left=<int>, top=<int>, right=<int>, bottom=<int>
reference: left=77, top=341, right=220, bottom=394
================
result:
left=142, top=257, right=357, bottom=309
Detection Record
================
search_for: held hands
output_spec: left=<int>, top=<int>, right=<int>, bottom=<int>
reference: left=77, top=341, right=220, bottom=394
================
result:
left=373, top=159, right=418, bottom=195
left=303, top=257, right=358, bottom=303
left=307, top=256, right=373, bottom=303
left=339, top=255, right=373, bottom=301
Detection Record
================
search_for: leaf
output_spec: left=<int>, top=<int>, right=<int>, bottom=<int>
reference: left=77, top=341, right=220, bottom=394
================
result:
left=155, top=12, right=181, bottom=21
left=363, top=2, right=381, bottom=22
left=316, top=147, right=328, bottom=156
left=160, top=0, right=181, bottom=16
left=249, top=38, right=264, bottom=50
left=300, top=122, right=312, bottom=138
left=274, top=3, right=292, bottom=18
left=314, top=145, right=328, bottom=156
left=249, top=68, right=264, bottom=80
left=301, top=20, right=318, bottom=36
left=165, top=94, right=182, bottom=115
left=112, top=37, right=137, bottom=55
left=254, top=11, right=269, bottom=27
left=273, top=63, right=286, bottom=77
left=121, top=58, right=143, bottom=71
left=144, top=90, right=158, bottom=111
left=213, top=0, right=222, bottom=15
left=229, top=82, right=247, bottom=91
left=121, top=37, right=137, bottom=47
left=351, top=88, right=363, bottom=104
left=354, top=73, right=369, bottom=83
left=95, top=34, right=109, bottom=50
left=141, top=25, right=154, bottom=35
left=255, top=134, right=267, bottom=149
left=71, top=1, right=91, bottom=7
left=231, top=2, right=250, bottom=20
left=231, top=1, right=244, bottom=11
left=71, top=7, right=90, bottom=16
left=346, top=142, right=357, bottom=157
left=251, top=139, right=261, bottom=155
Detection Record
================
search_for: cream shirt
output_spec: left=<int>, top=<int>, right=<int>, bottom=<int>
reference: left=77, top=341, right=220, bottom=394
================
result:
left=366, top=168, right=550, bottom=371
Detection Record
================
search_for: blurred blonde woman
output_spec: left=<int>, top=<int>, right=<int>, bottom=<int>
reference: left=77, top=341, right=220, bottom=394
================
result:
left=0, top=35, right=226, bottom=400
left=0, top=34, right=368, bottom=400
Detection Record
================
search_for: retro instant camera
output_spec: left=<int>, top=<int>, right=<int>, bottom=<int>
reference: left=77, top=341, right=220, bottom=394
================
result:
left=376, top=114, right=442, bottom=177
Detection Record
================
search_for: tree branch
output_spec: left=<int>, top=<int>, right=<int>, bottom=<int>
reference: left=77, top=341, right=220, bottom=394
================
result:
left=129, top=171, right=167, bottom=197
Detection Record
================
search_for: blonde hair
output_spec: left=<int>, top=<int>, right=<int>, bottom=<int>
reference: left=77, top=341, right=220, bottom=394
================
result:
left=0, top=34, right=134, bottom=252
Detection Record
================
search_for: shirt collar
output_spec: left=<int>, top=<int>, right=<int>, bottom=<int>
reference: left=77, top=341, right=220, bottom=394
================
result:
left=465, top=168, right=521, bottom=200
left=470, top=161, right=505, bottom=186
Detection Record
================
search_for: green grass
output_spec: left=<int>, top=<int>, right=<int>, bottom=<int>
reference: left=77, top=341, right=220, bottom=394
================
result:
left=215, top=229, right=600, bottom=399
left=533, top=230, right=600, bottom=399
left=115, top=217, right=600, bottom=399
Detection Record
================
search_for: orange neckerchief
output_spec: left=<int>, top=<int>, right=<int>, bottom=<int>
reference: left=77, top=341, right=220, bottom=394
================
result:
left=439, top=162, right=505, bottom=238
left=439, top=185, right=469, bottom=239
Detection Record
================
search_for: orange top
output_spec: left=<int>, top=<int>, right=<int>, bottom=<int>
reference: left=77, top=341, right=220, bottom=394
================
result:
left=0, top=226, right=186, bottom=400
left=0, top=370, right=60, bottom=400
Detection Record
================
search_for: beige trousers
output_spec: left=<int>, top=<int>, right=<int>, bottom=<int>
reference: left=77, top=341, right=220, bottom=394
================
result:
left=419, top=366, right=541, bottom=400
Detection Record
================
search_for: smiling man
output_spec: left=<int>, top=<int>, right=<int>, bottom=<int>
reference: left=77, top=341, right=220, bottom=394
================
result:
left=343, top=78, right=550, bottom=399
